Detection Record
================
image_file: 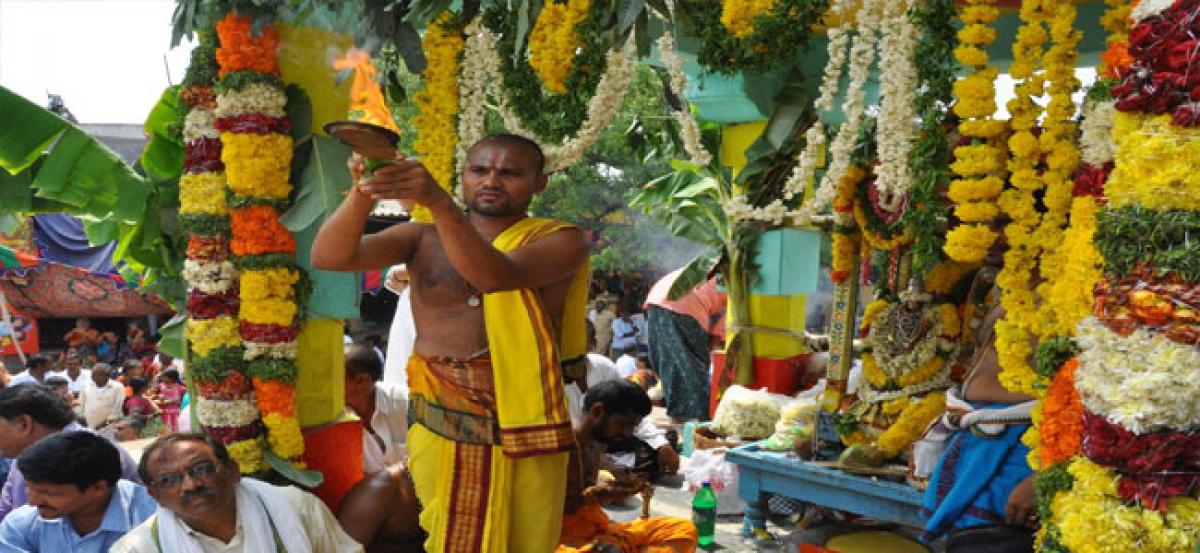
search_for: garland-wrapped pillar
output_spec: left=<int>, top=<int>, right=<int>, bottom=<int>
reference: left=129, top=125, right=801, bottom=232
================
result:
left=179, top=29, right=267, bottom=473
left=215, top=12, right=305, bottom=465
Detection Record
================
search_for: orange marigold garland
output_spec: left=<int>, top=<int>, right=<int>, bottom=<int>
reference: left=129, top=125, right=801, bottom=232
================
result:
left=1039, top=358, right=1084, bottom=468
left=216, top=11, right=306, bottom=465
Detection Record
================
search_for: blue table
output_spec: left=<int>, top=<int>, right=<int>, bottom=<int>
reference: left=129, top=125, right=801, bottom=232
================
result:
left=727, top=442, right=925, bottom=536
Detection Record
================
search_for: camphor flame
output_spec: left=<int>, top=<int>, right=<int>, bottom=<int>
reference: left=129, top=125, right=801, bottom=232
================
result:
left=333, top=48, right=398, bottom=132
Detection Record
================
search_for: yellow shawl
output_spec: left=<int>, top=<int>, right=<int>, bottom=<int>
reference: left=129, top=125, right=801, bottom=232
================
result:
left=486, top=217, right=589, bottom=458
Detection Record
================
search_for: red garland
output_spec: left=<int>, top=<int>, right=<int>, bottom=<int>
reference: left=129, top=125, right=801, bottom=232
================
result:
left=214, top=113, right=292, bottom=135
left=202, top=422, right=265, bottom=445
left=184, top=138, right=224, bottom=174
left=186, top=235, right=230, bottom=262
left=194, top=371, right=253, bottom=400
left=1113, top=1, right=1200, bottom=125
left=187, top=289, right=240, bottom=319
left=1082, top=411, right=1200, bottom=510
left=239, top=321, right=300, bottom=344
left=1072, top=161, right=1112, bottom=199
left=1093, top=266, right=1200, bottom=344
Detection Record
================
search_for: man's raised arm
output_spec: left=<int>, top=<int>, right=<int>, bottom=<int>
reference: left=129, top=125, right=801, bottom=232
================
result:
left=311, top=155, right=421, bottom=272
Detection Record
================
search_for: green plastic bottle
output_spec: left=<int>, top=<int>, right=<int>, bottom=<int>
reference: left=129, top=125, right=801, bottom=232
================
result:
left=691, top=481, right=717, bottom=547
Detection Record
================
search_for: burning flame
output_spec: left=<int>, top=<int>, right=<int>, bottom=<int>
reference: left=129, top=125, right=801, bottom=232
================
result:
left=333, top=48, right=399, bottom=132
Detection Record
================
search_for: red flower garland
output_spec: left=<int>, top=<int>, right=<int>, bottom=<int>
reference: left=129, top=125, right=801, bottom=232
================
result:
left=1113, top=1, right=1200, bottom=125
left=184, top=138, right=224, bottom=174
left=1082, top=411, right=1200, bottom=510
left=206, top=421, right=266, bottom=444
left=188, top=289, right=240, bottom=319
left=194, top=371, right=253, bottom=400
left=239, top=321, right=300, bottom=344
left=186, top=235, right=230, bottom=262
left=214, top=114, right=292, bottom=135
left=1072, top=161, right=1112, bottom=199
left=1094, top=266, right=1200, bottom=344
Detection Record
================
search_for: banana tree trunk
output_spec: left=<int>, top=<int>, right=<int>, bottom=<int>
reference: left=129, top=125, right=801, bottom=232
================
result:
left=725, top=247, right=755, bottom=385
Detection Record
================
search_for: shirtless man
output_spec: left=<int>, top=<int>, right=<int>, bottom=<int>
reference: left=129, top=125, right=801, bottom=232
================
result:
left=337, top=462, right=423, bottom=552
left=312, top=134, right=590, bottom=552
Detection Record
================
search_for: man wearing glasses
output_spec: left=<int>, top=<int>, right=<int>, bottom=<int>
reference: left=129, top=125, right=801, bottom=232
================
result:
left=111, top=434, right=363, bottom=553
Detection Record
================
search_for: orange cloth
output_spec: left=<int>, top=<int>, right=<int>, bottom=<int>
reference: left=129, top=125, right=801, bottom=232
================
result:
left=556, top=504, right=697, bottom=553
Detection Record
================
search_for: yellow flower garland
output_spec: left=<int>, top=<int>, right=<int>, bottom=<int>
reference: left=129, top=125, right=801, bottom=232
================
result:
left=240, top=298, right=297, bottom=327
left=720, top=0, right=776, bottom=38
left=185, top=316, right=241, bottom=357
left=1106, top=112, right=1200, bottom=211
left=412, top=12, right=464, bottom=223
left=239, top=268, right=299, bottom=301
left=945, top=0, right=1005, bottom=263
left=219, top=133, right=293, bottom=200
left=876, top=391, right=945, bottom=457
left=179, top=173, right=229, bottom=215
left=1052, top=458, right=1200, bottom=552
left=225, top=438, right=269, bottom=473
left=262, top=412, right=306, bottom=459
left=528, top=0, right=590, bottom=94
left=1041, top=196, right=1103, bottom=338
left=923, top=260, right=979, bottom=296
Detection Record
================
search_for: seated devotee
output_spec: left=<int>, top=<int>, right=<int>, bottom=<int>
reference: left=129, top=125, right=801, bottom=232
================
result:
left=344, top=344, right=408, bottom=474
left=337, top=462, right=424, bottom=552
left=558, top=380, right=697, bottom=552
left=916, top=264, right=1037, bottom=549
left=0, top=384, right=140, bottom=521
left=0, top=431, right=156, bottom=551
left=566, top=323, right=680, bottom=481
left=111, top=433, right=364, bottom=552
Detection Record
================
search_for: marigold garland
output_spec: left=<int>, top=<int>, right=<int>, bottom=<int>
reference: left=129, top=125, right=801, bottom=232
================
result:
left=185, top=317, right=241, bottom=358
left=876, top=391, right=945, bottom=458
left=527, top=0, right=591, bottom=94
left=411, top=12, right=464, bottom=223
left=1106, top=112, right=1200, bottom=211
left=229, top=206, right=297, bottom=256
left=1039, top=358, right=1083, bottom=468
left=719, top=0, right=776, bottom=38
left=225, top=439, right=269, bottom=473
left=219, top=133, right=292, bottom=200
left=1099, top=0, right=1133, bottom=78
left=179, top=173, right=230, bottom=215
left=944, top=0, right=1005, bottom=263
left=214, top=13, right=279, bottom=77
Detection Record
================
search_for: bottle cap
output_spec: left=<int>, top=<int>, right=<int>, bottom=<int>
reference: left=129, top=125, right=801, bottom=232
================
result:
left=701, top=481, right=711, bottom=487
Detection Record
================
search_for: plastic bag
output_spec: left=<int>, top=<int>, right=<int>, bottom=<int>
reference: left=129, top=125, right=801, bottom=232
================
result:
left=680, top=449, right=745, bottom=515
left=762, top=396, right=821, bottom=451
left=710, top=385, right=789, bottom=440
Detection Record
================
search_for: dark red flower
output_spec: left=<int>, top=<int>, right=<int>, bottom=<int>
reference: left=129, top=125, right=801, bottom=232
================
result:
left=1072, top=162, right=1112, bottom=198
left=184, top=138, right=224, bottom=174
left=214, top=113, right=292, bottom=135
left=1081, top=411, right=1200, bottom=510
left=187, top=289, right=240, bottom=319
left=240, top=321, right=300, bottom=344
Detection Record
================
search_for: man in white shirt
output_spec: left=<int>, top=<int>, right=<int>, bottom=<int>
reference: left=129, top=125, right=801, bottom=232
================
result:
left=44, top=351, right=90, bottom=396
left=344, top=344, right=408, bottom=474
left=111, top=434, right=363, bottom=552
left=383, top=264, right=415, bottom=388
left=78, top=364, right=124, bottom=429
left=8, top=356, right=50, bottom=387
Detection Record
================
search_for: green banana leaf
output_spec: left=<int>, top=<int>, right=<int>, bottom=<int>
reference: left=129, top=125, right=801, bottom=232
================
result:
left=281, top=135, right=352, bottom=233
left=0, top=85, right=152, bottom=222
left=140, top=87, right=185, bottom=182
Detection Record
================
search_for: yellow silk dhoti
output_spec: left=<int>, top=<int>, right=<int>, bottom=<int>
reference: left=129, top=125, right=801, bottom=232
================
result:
left=409, top=424, right=567, bottom=552
left=556, top=504, right=698, bottom=553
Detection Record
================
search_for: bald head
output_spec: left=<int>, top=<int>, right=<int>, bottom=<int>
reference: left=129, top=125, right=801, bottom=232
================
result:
left=469, top=134, right=545, bottom=175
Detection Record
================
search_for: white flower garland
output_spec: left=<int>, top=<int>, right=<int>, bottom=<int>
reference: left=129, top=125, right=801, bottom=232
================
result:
left=865, top=303, right=956, bottom=381
left=1080, top=100, right=1116, bottom=166
left=213, top=83, right=287, bottom=118
left=1075, top=317, right=1200, bottom=434
left=1131, top=0, right=1174, bottom=21
left=243, top=341, right=299, bottom=360
left=655, top=0, right=713, bottom=167
left=457, top=17, right=493, bottom=171
left=481, top=28, right=636, bottom=172
left=182, top=260, right=237, bottom=294
left=872, top=0, right=919, bottom=211
left=196, top=398, right=261, bottom=428
left=721, top=0, right=881, bottom=226
left=183, top=108, right=219, bottom=141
